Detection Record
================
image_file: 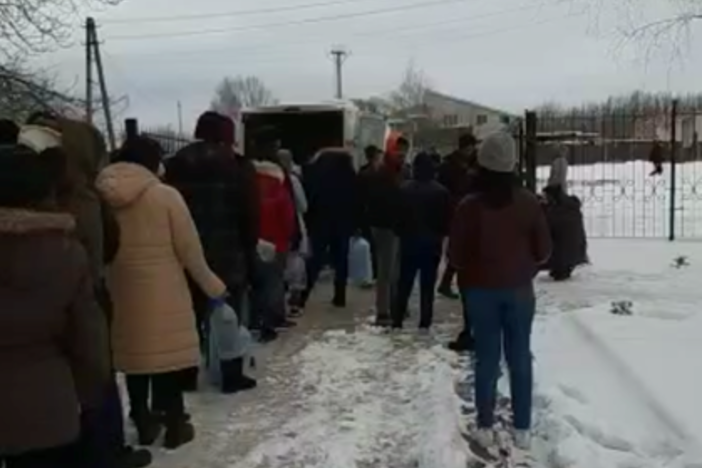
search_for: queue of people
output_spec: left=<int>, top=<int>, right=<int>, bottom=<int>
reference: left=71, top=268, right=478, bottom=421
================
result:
left=0, top=106, right=583, bottom=465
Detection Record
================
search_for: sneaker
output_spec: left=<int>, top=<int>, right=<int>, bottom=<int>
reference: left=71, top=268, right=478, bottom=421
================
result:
left=474, top=428, right=495, bottom=450
left=437, top=285, right=460, bottom=300
left=418, top=327, right=431, bottom=337
left=513, top=429, right=532, bottom=451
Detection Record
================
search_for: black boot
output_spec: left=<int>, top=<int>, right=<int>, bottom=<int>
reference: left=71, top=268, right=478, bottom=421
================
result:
left=332, top=285, right=346, bottom=308
left=221, top=358, right=258, bottom=394
left=179, top=367, right=199, bottom=393
left=448, top=331, right=475, bottom=353
left=131, top=412, right=162, bottom=446
left=163, top=414, right=195, bottom=450
left=116, top=446, right=153, bottom=468
left=258, top=327, right=278, bottom=343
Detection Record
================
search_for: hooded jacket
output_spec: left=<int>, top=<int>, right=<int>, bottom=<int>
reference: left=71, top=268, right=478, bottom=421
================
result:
left=0, top=209, right=109, bottom=455
left=253, top=159, right=296, bottom=253
left=396, top=154, right=452, bottom=238
left=96, top=162, right=226, bottom=374
left=166, top=141, right=259, bottom=289
left=303, top=148, right=359, bottom=234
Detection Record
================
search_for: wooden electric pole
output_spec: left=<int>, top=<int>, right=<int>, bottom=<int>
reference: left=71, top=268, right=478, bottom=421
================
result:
left=85, top=17, right=116, bottom=150
left=85, top=18, right=94, bottom=124
left=329, top=47, right=349, bottom=99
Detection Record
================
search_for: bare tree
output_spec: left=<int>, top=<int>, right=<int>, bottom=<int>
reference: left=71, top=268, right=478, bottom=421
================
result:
left=388, top=61, right=432, bottom=116
left=211, top=76, right=278, bottom=116
left=0, top=59, right=82, bottom=120
left=0, top=0, right=122, bottom=56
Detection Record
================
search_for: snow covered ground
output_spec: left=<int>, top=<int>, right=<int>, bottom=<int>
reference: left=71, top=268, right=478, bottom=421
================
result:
left=532, top=240, right=702, bottom=468
left=144, top=239, right=702, bottom=468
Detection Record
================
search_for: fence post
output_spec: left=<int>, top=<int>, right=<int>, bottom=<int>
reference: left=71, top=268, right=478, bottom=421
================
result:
left=525, top=110, right=537, bottom=192
left=669, top=100, right=678, bottom=241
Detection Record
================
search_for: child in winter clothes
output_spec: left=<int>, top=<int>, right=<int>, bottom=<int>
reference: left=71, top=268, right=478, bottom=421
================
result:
left=96, top=136, right=228, bottom=450
left=250, top=130, right=296, bottom=342
left=277, top=149, right=309, bottom=317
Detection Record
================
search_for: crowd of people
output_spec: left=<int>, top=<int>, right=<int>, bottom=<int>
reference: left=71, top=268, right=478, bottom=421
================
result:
left=0, top=107, right=587, bottom=467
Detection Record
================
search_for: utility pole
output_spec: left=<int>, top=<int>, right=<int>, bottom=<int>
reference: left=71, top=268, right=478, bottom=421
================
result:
left=177, top=100, right=184, bottom=135
left=329, top=47, right=349, bottom=99
left=87, top=17, right=116, bottom=151
left=85, top=18, right=94, bottom=124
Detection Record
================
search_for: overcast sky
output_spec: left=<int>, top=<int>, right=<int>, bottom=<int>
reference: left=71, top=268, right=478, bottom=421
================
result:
left=34, top=0, right=702, bottom=131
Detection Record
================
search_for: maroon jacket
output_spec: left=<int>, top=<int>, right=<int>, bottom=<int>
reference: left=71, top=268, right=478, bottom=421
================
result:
left=448, top=188, right=552, bottom=288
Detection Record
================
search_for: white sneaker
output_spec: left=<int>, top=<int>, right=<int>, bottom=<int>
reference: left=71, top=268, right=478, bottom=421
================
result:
left=513, top=429, right=532, bottom=451
left=474, top=428, right=496, bottom=450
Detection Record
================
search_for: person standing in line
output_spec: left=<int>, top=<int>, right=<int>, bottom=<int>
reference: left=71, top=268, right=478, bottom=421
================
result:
left=0, top=143, right=109, bottom=468
left=449, top=131, right=551, bottom=453
left=392, top=152, right=452, bottom=331
left=19, top=119, right=153, bottom=468
left=277, top=148, right=309, bottom=317
left=362, top=137, right=410, bottom=326
left=250, top=128, right=297, bottom=340
left=302, top=147, right=359, bottom=308
left=437, top=133, right=478, bottom=299
left=165, top=112, right=259, bottom=389
left=358, top=145, right=383, bottom=281
left=96, top=136, right=228, bottom=450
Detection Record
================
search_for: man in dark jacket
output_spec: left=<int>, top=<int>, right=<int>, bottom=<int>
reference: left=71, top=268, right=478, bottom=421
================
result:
left=302, top=147, right=359, bottom=308
left=436, top=133, right=477, bottom=299
left=358, top=145, right=383, bottom=279
left=165, top=111, right=259, bottom=389
left=361, top=144, right=408, bottom=326
left=392, top=152, right=451, bottom=330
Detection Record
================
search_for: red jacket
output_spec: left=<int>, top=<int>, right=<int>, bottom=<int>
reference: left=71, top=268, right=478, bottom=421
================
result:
left=253, top=160, right=295, bottom=253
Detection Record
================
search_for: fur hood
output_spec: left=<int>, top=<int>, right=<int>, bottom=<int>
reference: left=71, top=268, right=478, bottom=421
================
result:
left=253, top=159, right=285, bottom=182
left=96, top=162, right=160, bottom=209
left=0, top=209, right=75, bottom=235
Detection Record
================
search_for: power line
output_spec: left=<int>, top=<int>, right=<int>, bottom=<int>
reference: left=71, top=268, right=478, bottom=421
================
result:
left=104, top=0, right=563, bottom=57
left=107, top=0, right=478, bottom=40
left=104, top=10, right=583, bottom=71
left=100, top=0, right=383, bottom=25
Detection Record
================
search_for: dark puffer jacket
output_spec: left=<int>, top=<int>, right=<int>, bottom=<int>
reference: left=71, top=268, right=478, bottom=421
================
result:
left=542, top=189, right=588, bottom=274
left=165, top=141, right=259, bottom=289
left=0, top=209, right=109, bottom=455
left=359, top=164, right=405, bottom=232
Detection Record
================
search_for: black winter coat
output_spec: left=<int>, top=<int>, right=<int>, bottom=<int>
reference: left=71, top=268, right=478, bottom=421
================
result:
left=396, top=179, right=452, bottom=239
left=303, top=149, right=358, bottom=234
left=542, top=192, right=588, bottom=272
left=437, top=152, right=475, bottom=212
left=165, top=141, right=259, bottom=289
left=360, top=166, right=405, bottom=232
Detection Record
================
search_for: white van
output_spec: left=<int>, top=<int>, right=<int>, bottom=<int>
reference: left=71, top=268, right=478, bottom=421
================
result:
left=240, top=100, right=388, bottom=169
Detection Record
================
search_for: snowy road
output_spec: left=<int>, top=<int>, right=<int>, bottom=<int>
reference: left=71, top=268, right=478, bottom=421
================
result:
left=139, top=240, right=702, bottom=468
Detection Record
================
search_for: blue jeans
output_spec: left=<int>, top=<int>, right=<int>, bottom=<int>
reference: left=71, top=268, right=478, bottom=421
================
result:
left=463, top=286, right=535, bottom=430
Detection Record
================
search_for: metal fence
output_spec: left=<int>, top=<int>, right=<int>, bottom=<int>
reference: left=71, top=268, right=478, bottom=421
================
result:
left=520, top=102, right=702, bottom=240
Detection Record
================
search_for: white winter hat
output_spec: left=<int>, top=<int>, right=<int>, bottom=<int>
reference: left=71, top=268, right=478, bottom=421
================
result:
left=477, top=131, right=517, bottom=173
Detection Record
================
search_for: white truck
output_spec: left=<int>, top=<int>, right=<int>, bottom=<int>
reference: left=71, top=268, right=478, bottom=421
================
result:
left=239, top=100, right=389, bottom=169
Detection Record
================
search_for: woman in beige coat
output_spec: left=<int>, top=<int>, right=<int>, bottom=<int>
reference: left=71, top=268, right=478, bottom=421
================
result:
left=96, top=136, right=226, bottom=450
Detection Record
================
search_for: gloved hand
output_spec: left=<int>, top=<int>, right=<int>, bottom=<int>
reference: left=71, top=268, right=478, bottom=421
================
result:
left=209, top=293, right=229, bottom=311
